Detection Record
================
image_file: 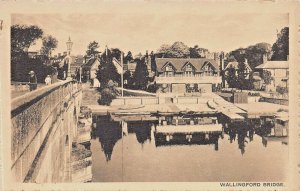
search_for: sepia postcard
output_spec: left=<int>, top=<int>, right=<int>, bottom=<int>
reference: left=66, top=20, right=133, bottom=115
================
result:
left=1, top=1, right=300, bottom=190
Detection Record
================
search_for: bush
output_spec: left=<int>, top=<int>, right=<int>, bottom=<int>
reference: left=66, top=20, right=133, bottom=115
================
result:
left=98, top=88, right=116, bottom=105
left=276, top=86, right=288, bottom=95
left=147, top=83, right=158, bottom=93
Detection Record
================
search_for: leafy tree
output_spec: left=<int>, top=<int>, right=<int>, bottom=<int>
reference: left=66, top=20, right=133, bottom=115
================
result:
left=111, top=48, right=122, bottom=60
left=225, top=66, right=238, bottom=88
left=86, top=41, right=100, bottom=58
left=237, top=62, right=248, bottom=91
left=189, top=45, right=208, bottom=58
left=150, top=51, right=157, bottom=73
left=276, top=85, right=288, bottom=95
left=40, top=35, right=58, bottom=59
left=11, top=25, right=44, bottom=81
left=11, top=25, right=44, bottom=54
left=262, top=70, right=273, bottom=85
left=271, top=27, right=289, bottom=61
left=124, top=51, right=133, bottom=63
left=157, top=41, right=190, bottom=58
left=133, top=57, right=149, bottom=90
left=96, top=49, right=120, bottom=88
left=228, top=42, right=271, bottom=69
left=98, top=80, right=118, bottom=105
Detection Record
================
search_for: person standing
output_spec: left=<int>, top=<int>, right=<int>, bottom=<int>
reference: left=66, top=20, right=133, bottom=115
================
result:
left=28, top=71, right=37, bottom=91
left=45, top=75, right=52, bottom=85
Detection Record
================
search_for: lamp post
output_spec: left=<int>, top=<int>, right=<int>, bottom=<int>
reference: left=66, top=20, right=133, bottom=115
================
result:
left=121, top=51, right=124, bottom=97
left=66, top=36, right=73, bottom=79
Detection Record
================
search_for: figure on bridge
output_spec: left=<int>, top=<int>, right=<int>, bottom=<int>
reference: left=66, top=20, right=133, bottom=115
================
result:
left=45, top=75, right=52, bottom=85
left=28, top=71, right=37, bottom=91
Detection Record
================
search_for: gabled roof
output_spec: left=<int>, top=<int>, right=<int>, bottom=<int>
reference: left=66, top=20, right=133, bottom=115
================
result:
left=224, top=61, right=252, bottom=71
left=156, top=58, right=219, bottom=73
left=82, top=58, right=100, bottom=68
left=255, top=61, right=288, bottom=69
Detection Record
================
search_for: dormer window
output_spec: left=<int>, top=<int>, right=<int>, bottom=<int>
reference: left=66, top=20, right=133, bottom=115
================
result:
left=164, top=64, right=174, bottom=77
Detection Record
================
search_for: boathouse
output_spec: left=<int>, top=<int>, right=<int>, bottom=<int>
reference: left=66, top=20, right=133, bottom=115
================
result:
left=155, top=58, right=222, bottom=95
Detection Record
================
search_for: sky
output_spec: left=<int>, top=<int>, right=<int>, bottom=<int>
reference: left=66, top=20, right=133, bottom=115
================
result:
left=12, top=13, right=288, bottom=56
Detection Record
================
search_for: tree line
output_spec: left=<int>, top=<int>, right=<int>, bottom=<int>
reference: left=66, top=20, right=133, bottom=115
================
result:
left=11, top=25, right=58, bottom=83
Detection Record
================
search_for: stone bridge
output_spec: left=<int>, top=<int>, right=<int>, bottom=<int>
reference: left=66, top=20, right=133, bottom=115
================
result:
left=11, top=80, right=82, bottom=183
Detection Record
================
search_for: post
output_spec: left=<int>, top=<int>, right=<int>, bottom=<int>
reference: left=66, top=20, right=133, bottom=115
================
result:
left=121, top=52, right=124, bottom=97
left=79, top=67, right=82, bottom=83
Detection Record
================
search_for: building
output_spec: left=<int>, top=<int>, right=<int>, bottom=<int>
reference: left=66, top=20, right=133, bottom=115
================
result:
left=155, top=58, right=221, bottom=95
left=81, top=57, right=101, bottom=82
left=224, top=59, right=252, bottom=79
left=123, top=52, right=152, bottom=75
left=123, top=60, right=137, bottom=74
left=255, top=55, right=289, bottom=91
left=81, top=57, right=122, bottom=86
left=223, top=58, right=252, bottom=88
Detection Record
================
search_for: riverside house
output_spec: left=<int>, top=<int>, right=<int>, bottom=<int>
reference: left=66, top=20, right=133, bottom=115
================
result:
left=155, top=58, right=221, bottom=95
left=255, top=55, right=289, bottom=91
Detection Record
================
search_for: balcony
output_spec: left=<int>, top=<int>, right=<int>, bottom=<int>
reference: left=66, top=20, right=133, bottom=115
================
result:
left=155, top=76, right=222, bottom=84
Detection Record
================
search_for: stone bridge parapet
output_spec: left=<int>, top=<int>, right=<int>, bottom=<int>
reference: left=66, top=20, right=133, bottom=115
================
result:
left=11, top=80, right=82, bottom=183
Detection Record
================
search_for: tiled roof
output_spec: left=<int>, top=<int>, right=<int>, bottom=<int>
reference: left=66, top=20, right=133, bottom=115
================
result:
left=82, top=58, right=99, bottom=68
left=255, top=61, right=288, bottom=69
left=156, top=58, right=219, bottom=73
left=224, top=61, right=252, bottom=71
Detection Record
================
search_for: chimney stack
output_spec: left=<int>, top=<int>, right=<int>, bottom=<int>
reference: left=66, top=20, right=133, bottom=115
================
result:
left=263, top=54, right=268, bottom=63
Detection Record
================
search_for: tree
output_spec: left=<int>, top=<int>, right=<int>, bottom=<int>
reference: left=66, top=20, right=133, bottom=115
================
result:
left=11, top=25, right=44, bottom=54
left=133, top=57, right=149, bottom=90
left=96, top=49, right=120, bottom=88
left=271, top=27, right=289, bottom=60
left=189, top=45, right=208, bottom=58
left=124, top=51, right=133, bottom=63
left=11, top=25, right=44, bottom=81
left=237, top=62, right=248, bottom=91
left=225, top=66, right=238, bottom=88
left=228, top=42, right=271, bottom=69
left=150, top=51, right=157, bottom=73
left=262, top=70, right=273, bottom=85
left=157, top=41, right=190, bottom=58
left=276, top=85, right=288, bottom=96
left=111, top=48, right=122, bottom=60
left=40, top=35, right=58, bottom=59
left=86, top=41, right=100, bottom=58
left=98, top=80, right=118, bottom=105
left=11, top=25, right=43, bottom=61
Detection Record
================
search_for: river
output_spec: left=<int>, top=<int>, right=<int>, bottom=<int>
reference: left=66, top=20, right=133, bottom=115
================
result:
left=90, top=116, right=288, bottom=182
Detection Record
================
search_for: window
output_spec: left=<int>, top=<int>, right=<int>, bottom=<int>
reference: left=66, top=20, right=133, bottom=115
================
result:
left=184, top=64, right=194, bottom=76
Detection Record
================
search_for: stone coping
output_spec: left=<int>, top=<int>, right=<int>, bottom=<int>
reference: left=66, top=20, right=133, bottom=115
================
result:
left=11, top=80, right=74, bottom=114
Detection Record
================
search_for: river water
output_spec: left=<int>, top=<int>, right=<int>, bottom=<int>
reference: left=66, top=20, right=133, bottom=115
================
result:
left=90, top=116, right=288, bottom=182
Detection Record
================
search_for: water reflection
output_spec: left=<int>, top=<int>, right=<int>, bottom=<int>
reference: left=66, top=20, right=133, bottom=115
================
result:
left=154, top=133, right=220, bottom=151
left=91, top=116, right=122, bottom=161
left=91, top=115, right=288, bottom=182
left=127, top=121, right=152, bottom=144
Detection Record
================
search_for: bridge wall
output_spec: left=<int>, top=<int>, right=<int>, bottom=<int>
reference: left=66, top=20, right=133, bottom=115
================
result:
left=11, top=80, right=82, bottom=183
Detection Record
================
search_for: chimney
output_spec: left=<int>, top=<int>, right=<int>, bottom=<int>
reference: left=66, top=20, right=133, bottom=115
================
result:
left=105, top=45, right=108, bottom=57
left=263, top=54, right=268, bottom=63
left=221, top=52, right=225, bottom=71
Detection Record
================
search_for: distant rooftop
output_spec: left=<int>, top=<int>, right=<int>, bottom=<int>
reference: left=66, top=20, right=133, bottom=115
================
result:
left=256, top=60, right=288, bottom=69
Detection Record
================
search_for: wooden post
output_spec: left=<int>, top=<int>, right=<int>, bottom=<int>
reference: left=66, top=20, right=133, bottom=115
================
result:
left=121, top=52, right=124, bottom=97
